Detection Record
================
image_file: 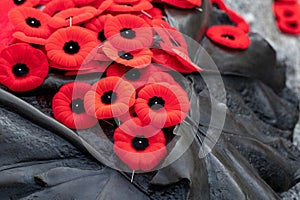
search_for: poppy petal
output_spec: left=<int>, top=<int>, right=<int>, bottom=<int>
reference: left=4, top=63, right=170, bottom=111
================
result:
left=46, top=26, right=98, bottom=69
left=158, top=0, right=202, bottom=8
left=48, top=7, right=98, bottom=29
left=52, top=82, right=98, bottom=129
left=206, top=25, right=250, bottom=49
left=135, top=83, right=190, bottom=128
left=152, top=48, right=202, bottom=73
left=85, top=14, right=112, bottom=43
left=84, top=76, right=136, bottom=119
left=0, top=43, right=48, bottom=92
left=114, top=118, right=167, bottom=171
left=13, top=31, right=47, bottom=45
left=104, top=14, right=153, bottom=51
left=8, top=7, right=52, bottom=38
left=276, top=19, right=300, bottom=34
left=107, top=0, right=153, bottom=12
left=42, top=0, right=75, bottom=17
left=103, top=42, right=152, bottom=68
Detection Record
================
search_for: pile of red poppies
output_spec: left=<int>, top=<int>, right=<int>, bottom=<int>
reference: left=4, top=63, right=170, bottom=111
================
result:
left=206, top=0, right=251, bottom=49
left=0, top=0, right=206, bottom=171
left=273, top=0, right=300, bottom=34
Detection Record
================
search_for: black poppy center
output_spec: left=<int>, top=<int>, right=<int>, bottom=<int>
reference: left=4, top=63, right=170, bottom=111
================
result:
left=25, top=17, right=41, bottom=28
left=12, top=63, right=29, bottom=77
left=14, top=0, right=26, bottom=5
left=124, top=68, right=141, bottom=81
left=288, top=22, right=298, bottom=28
left=132, top=136, right=149, bottom=151
left=148, top=96, right=165, bottom=110
left=101, top=90, right=117, bottom=104
left=71, top=98, right=85, bottom=114
left=98, top=30, right=106, bottom=42
left=120, top=28, right=136, bottom=39
left=63, top=40, right=80, bottom=55
left=118, top=51, right=134, bottom=60
left=284, top=11, right=293, bottom=17
left=221, top=34, right=235, bottom=40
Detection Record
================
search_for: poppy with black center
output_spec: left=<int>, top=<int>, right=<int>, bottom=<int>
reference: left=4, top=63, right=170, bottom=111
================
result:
left=0, top=43, right=48, bottom=92
left=113, top=118, right=167, bottom=171
left=46, top=26, right=98, bottom=69
left=84, top=76, right=136, bottom=119
left=103, top=42, right=152, bottom=68
left=135, top=83, right=190, bottom=128
left=104, top=14, right=153, bottom=51
left=8, top=7, right=52, bottom=39
left=206, top=25, right=250, bottom=49
left=276, top=19, right=300, bottom=34
left=52, top=82, right=98, bottom=129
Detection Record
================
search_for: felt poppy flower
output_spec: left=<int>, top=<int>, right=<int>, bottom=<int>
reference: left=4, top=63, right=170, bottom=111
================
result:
left=206, top=25, right=250, bottom=49
left=12, top=31, right=47, bottom=45
left=114, top=118, right=167, bottom=171
left=273, top=2, right=300, bottom=20
left=0, top=9, right=15, bottom=46
left=159, top=0, right=202, bottom=8
left=276, top=19, right=300, bottom=34
left=103, top=42, right=152, bottom=68
left=107, top=0, right=153, bottom=12
left=104, top=14, right=153, bottom=51
left=8, top=7, right=52, bottom=39
left=210, top=0, right=228, bottom=10
left=152, top=48, right=202, bottom=73
left=73, top=0, right=98, bottom=6
left=48, top=7, right=98, bottom=29
left=134, top=83, right=190, bottom=128
left=84, top=76, right=136, bottom=119
left=152, top=19, right=188, bottom=54
left=226, top=9, right=250, bottom=33
left=42, top=0, right=75, bottom=17
left=52, top=82, right=98, bottom=130
left=5, top=0, right=40, bottom=8
left=106, top=63, right=162, bottom=88
left=0, top=43, right=5, bottom=53
left=0, top=43, right=48, bottom=92
left=85, top=14, right=112, bottom=43
left=46, top=26, right=98, bottom=69
left=147, top=71, right=178, bottom=86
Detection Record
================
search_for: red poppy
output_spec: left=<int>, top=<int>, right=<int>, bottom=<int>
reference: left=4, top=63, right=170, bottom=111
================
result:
left=39, top=0, right=52, bottom=5
left=103, top=42, right=152, bottom=68
left=114, top=118, right=167, bottom=171
left=12, top=31, right=47, bottom=45
left=48, top=7, right=98, bottom=29
left=0, top=43, right=48, bottom=92
left=46, top=26, right=98, bottom=69
left=106, top=63, right=162, bottom=88
left=85, top=14, right=112, bottom=43
left=152, top=19, right=188, bottom=54
left=134, top=83, right=190, bottom=128
left=159, top=0, right=202, bottom=8
left=210, top=0, right=228, bottom=10
left=273, top=2, right=300, bottom=20
left=0, top=43, right=5, bottom=53
left=206, top=25, right=250, bottom=49
left=0, top=7, right=15, bottom=45
left=52, top=82, right=98, bottom=129
left=42, top=0, right=75, bottom=17
left=8, top=7, right=52, bottom=39
left=84, top=76, right=136, bottom=119
left=107, top=0, right=153, bottom=12
left=147, top=71, right=178, bottom=86
left=104, top=14, right=153, bottom=51
left=4, top=0, right=40, bottom=8
left=276, top=19, right=300, bottom=34
left=226, top=9, right=250, bottom=33
left=152, top=48, right=202, bottom=73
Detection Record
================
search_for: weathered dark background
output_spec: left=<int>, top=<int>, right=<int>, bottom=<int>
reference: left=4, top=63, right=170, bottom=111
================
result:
left=224, top=0, right=300, bottom=198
